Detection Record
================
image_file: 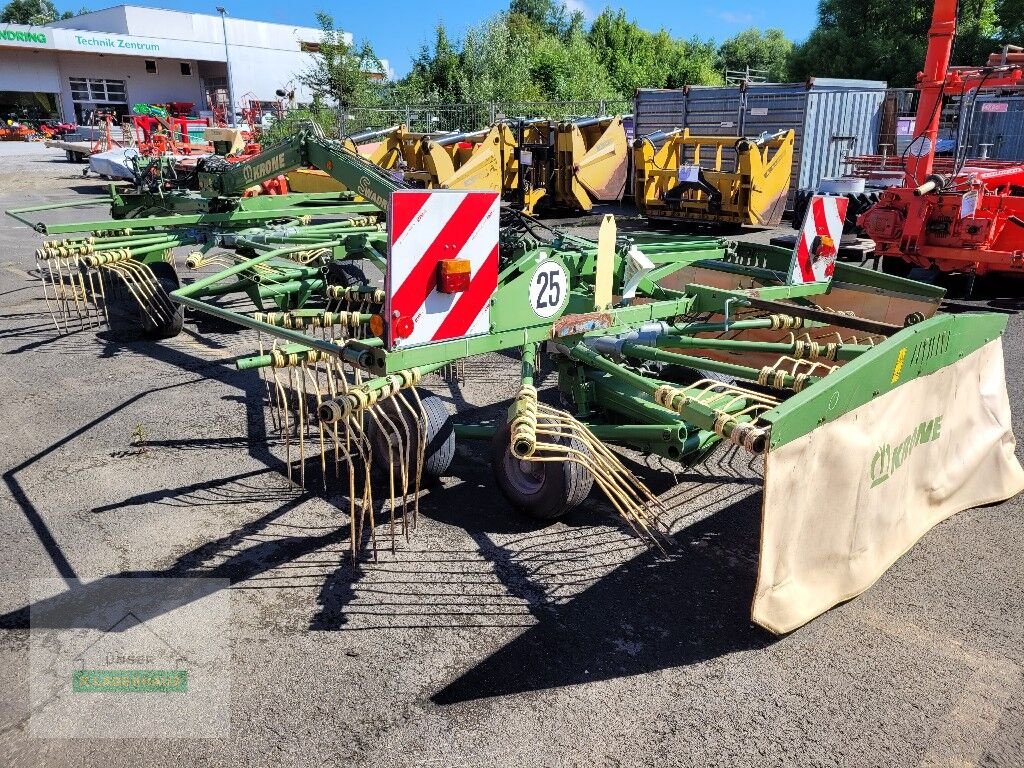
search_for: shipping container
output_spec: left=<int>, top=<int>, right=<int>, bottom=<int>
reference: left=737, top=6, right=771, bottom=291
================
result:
left=635, top=79, right=887, bottom=209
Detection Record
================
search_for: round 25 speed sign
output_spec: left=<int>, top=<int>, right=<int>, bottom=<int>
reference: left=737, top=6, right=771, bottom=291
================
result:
left=529, top=261, right=568, bottom=318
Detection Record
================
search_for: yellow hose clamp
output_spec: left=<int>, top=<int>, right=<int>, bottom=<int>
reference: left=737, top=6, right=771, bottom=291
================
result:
left=185, top=252, right=204, bottom=269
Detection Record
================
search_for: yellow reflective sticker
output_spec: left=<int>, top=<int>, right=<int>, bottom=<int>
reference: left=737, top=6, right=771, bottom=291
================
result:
left=891, top=347, right=907, bottom=383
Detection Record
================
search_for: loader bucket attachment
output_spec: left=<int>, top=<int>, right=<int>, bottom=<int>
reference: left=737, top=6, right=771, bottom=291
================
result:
left=557, top=116, right=630, bottom=207
left=633, top=128, right=794, bottom=227
left=754, top=313, right=1024, bottom=633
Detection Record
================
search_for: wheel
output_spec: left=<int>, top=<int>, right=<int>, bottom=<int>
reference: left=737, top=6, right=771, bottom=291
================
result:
left=492, top=418, right=594, bottom=520
left=139, top=261, right=185, bottom=339
left=65, top=149, right=74, bottom=162
left=367, top=393, right=454, bottom=480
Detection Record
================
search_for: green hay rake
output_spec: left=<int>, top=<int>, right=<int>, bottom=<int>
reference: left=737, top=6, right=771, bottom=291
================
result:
left=8, top=126, right=1023, bottom=633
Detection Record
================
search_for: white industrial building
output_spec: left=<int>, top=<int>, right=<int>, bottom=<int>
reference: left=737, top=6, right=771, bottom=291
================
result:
left=0, top=5, right=376, bottom=125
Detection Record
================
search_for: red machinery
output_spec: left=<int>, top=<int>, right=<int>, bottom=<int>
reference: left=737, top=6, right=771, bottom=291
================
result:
left=859, top=0, right=1024, bottom=287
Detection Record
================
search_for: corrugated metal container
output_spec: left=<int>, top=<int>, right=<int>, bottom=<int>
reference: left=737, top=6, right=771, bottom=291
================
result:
left=635, top=79, right=887, bottom=209
left=960, top=94, right=1024, bottom=161
left=681, top=86, right=745, bottom=167
left=632, top=89, right=686, bottom=136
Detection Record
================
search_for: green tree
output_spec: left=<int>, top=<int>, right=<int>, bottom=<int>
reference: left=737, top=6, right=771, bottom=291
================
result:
left=459, top=13, right=544, bottom=103
left=300, top=11, right=384, bottom=108
left=1, top=0, right=74, bottom=24
left=588, top=10, right=723, bottom=92
left=669, top=38, right=724, bottom=87
left=530, top=26, right=619, bottom=100
left=403, top=24, right=467, bottom=104
left=994, top=0, right=1024, bottom=46
left=509, top=0, right=572, bottom=37
left=718, top=27, right=793, bottom=82
left=791, top=0, right=1000, bottom=86
left=588, top=10, right=674, bottom=93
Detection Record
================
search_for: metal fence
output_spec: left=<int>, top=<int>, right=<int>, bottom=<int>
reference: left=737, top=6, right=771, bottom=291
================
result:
left=957, top=88, right=1024, bottom=162
left=309, top=99, right=633, bottom=136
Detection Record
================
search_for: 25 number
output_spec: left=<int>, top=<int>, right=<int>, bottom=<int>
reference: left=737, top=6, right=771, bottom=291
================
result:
left=535, top=268, right=562, bottom=309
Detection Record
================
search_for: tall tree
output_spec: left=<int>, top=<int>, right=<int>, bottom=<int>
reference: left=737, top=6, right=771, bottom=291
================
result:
left=1, top=0, right=73, bottom=24
left=509, top=0, right=571, bottom=37
left=993, top=0, right=1024, bottom=47
left=530, top=26, right=619, bottom=100
left=588, top=9, right=723, bottom=92
left=300, top=12, right=384, bottom=108
left=669, top=39, right=724, bottom=87
left=718, top=28, right=793, bottom=82
left=791, top=0, right=1000, bottom=86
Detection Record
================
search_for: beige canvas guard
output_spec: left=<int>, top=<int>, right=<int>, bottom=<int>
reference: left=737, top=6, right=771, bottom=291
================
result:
left=754, top=339, right=1024, bottom=634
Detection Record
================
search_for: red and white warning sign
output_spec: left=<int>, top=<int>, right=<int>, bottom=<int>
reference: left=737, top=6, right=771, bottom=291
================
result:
left=385, top=189, right=500, bottom=349
left=788, top=194, right=849, bottom=285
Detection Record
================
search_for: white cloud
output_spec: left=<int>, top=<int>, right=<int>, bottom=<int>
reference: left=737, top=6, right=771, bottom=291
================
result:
left=563, top=0, right=595, bottom=21
left=715, top=10, right=756, bottom=25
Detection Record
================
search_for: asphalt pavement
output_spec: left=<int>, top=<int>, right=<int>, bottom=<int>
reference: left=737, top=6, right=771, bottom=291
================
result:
left=0, top=142, right=1022, bottom=767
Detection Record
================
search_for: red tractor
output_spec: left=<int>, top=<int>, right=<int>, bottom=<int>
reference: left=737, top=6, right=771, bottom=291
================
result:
left=859, top=0, right=1024, bottom=293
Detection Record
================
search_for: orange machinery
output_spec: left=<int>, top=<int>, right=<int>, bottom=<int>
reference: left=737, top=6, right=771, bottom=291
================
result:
left=859, top=0, right=1024, bottom=291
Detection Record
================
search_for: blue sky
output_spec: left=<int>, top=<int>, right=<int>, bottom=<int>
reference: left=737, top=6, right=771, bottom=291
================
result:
left=65, top=0, right=820, bottom=77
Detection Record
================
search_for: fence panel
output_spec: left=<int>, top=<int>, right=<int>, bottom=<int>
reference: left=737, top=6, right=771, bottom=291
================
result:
left=326, top=99, right=634, bottom=137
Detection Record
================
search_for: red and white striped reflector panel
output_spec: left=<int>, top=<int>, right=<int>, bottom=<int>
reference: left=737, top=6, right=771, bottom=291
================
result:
left=788, top=194, right=849, bottom=285
left=386, top=190, right=500, bottom=350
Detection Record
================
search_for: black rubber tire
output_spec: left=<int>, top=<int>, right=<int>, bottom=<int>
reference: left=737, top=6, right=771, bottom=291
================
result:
left=196, top=154, right=232, bottom=174
left=492, top=418, right=594, bottom=520
left=139, top=261, right=185, bottom=339
left=367, top=393, right=454, bottom=480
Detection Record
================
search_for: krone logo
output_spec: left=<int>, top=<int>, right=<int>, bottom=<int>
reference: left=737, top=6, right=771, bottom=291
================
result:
left=242, top=153, right=287, bottom=184
left=869, top=415, right=943, bottom=487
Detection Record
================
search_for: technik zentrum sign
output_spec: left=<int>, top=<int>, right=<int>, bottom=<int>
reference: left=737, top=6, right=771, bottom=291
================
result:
left=72, top=33, right=160, bottom=52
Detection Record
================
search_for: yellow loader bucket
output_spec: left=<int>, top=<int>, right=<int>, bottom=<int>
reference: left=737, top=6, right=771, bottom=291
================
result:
left=634, top=128, right=794, bottom=227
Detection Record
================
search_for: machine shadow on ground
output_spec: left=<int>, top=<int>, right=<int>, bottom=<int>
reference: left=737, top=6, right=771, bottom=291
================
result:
left=0, top=299, right=774, bottom=695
